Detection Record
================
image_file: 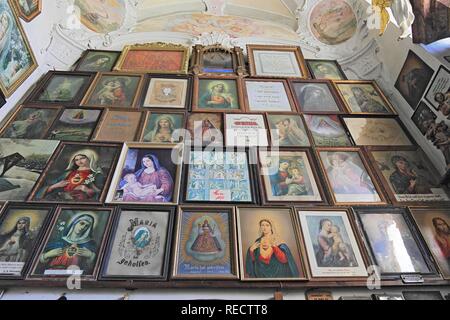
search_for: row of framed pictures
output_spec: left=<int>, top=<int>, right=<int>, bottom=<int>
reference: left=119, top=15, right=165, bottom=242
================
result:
left=0, top=202, right=449, bottom=283
left=21, top=70, right=396, bottom=115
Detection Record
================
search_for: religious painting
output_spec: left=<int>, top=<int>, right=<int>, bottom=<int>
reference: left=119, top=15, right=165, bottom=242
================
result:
left=186, top=112, right=223, bottom=147
left=343, top=117, right=414, bottom=146
left=243, top=79, right=295, bottom=112
left=0, top=139, right=59, bottom=201
left=309, top=0, right=357, bottom=45
left=303, top=115, right=352, bottom=147
left=106, top=143, right=183, bottom=205
left=297, top=209, right=368, bottom=279
left=0, top=0, right=37, bottom=97
left=193, top=76, right=243, bottom=112
left=354, top=207, right=435, bottom=277
left=411, top=102, right=437, bottom=135
left=172, top=206, right=239, bottom=280
left=291, top=80, right=342, bottom=113
left=27, top=72, right=94, bottom=105
left=142, top=77, right=189, bottom=109
left=45, top=108, right=102, bottom=142
left=410, top=208, right=450, bottom=279
left=0, top=106, right=61, bottom=139
left=306, top=59, right=347, bottom=80
left=395, top=50, right=435, bottom=109
left=141, top=112, right=185, bottom=144
left=92, top=109, right=144, bottom=143
left=266, top=114, right=310, bottom=147
left=82, top=73, right=143, bottom=108
left=424, top=66, right=450, bottom=118
left=259, top=150, right=323, bottom=203
left=185, top=150, right=253, bottom=203
left=318, top=149, right=385, bottom=204
left=0, top=203, right=52, bottom=278
left=247, top=44, right=309, bottom=78
left=237, top=207, right=307, bottom=281
left=202, top=50, right=233, bottom=74
left=74, top=50, right=121, bottom=72
left=13, top=0, right=41, bottom=22
left=368, top=148, right=450, bottom=204
left=30, top=206, right=113, bottom=279
left=225, top=113, right=268, bottom=147
left=29, top=142, right=120, bottom=204
left=335, top=81, right=395, bottom=114
left=74, top=0, right=126, bottom=34
left=115, top=43, right=190, bottom=74
left=101, top=207, right=174, bottom=280
left=190, top=44, right=246, bottom=75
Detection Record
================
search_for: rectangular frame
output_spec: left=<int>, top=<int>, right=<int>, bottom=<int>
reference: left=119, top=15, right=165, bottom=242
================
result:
left=73, top=49, right=121, bottom=72
left=224, top=113, right=269, bottom=147
left=306, top=59, right=348, bottom=80
left=190, top=45, right=246, bottom=76
left=265, top=112, right=311, bottom=148
left=424, top=65, right=450, bottom=111
left=139, top=110, right=186, bottom=144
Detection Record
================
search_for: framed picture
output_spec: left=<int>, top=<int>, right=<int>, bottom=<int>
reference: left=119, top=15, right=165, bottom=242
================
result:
left=140, top=111, right=186, bottom=144
left=106, top=143, right=184, bottom=206
left=172, top=206, right=239, bottom=280
left=402, top=291, right=444, bottom=300
left=317, top=148, right=386, bottom=205
left=28, top=142, right=120, bottom=204
left=0, top=138, right=60, bottom=201
left=184, top=150, right=254, bottom=203
left=243, top=79, right=295, bottom=113
left=258, top=150, right=324, bottom=203
left=12, top=0, right=41, bottom=22
left=411, top=101, right=437, bottom=135
left=92, top=108, right=145, bottom=143
left=334, top=81, right=396, bottom=115
left=0, top=0, right=37, bottom=97
left=236, top=207, right=308, bottom=281
left=225, top=113, right=268, bottom=147
left=303, top=115, right=352, bottom=147
left=306, top=59, right=347, bottom=80
left=0, top=105, right=61, bottom=139
left=0, top=203, right=53, bottom=279
left=45, top=108, right=103, bottom=142
left=366, top=147, right=450, bottom=205
left=424, top=66, right=450, bottom=114
left=297, top=208, right=368, bottom=279
left=290, top=80, right=344, bottom=113
left=190, top=44, right=246, bottom=76
left=193, top=76, right=244, bottom=112
left=246, top=44, right=309, bottom=79
left=409, top=207, right=450, bottom=279
left=74, top=50, right=121, bottom=72
left=100, top=206, right=175, bottom=280
left=353, top=207, right=437, bottom=278
left=395, top=50, right=435, bottom=109
left=114, top=43, right=190, bottom=74
left=342, top=117, right=414, bottom=146
left=186, top=112, right=223, bottom=147
left=141, top=75, right=190, bottom=109
left=29, top=206, right=114, bottom=280
left=372, top=294, right=404, bottom=300
left=82, top=72, right=144, bottom=108
left=266, top=114, right=310, bottom=147
left=26, top=71, right=95, bottom=105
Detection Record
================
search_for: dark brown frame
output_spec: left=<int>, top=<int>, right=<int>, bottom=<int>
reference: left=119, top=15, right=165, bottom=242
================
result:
left=0, top=202, right=55, bottom=280
left=265, top=112, right=311, bottom=148
left=99, top=205, right=175, bottom=281
left=306, top=59, right=348, bottom=80
left=302, top=113, right=353, bottom=147
left=27, top=205, right=115, bottom=281
left=27, top=141, right=121, bottom=205
left=73, top=50, right=121, bottom=72
left=190, top=44, right=246, bottom=76
left=185, top=112, right=224, bottom=147
left=224, top=112, right=269, bottom=148
left=139, top=110, right=187, bottom=144
left=171, top=205, right=239, bottom=280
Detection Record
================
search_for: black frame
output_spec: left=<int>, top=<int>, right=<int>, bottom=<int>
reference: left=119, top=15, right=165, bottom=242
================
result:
left=73, top=50, right=122, bottom=72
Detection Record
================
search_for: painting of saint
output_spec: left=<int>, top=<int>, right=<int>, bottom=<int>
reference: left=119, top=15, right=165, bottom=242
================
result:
left=37, top=74, right=89, bottom=103
left=1, top=107, right=59, bottom=139
left=237, top=208, right=306, bottom=280
left=304, top=115, right=352, bottom=147
left=31, top=143, right=119, bottom=203
left=32, top=208, right=111, bottom=277
left=337, top=82, right=393, bottom=114
left=0, top=205, right=51, bottom=276
left=197, top=79, right=240, bottom=110
left=75, top=51, right=120, bottom=72
left=187, top=113, right=223, bottom=147
left=267, top=115, right=310, bottom=147
left=292, top=82, right=341, bottom=112
left=142, top=113, right=184, bottom=144
left=307, top=60, right=347, bottom=80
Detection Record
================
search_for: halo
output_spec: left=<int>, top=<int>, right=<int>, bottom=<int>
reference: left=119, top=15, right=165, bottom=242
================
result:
left=207, top=80, right=229, bottom=92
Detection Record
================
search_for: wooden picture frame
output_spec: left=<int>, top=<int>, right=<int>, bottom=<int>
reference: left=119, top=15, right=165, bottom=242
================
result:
left=27, top=205, right=114, bottom=281
left=81, top=72, right=145, bottom=109
left=139, top=110, right=186, bottom=144
left=185, top=112, right=224, bottom=147
left=114, top=43, right=190, bottom=74
left=171, top=205, right=239, bottom=280
left=74, top=50, right=121, bottom=72
left=190, top=44, right=246, bottom=76
left=303, top=114, right=353, bottom=147
left=224, top=113, right=269, bottom=147
left=105, top=142, right=184, bottom=206
left=99, top=205, right=175, bottom=281
left=246, top=44, right=310, bottom=79
left=192, top=75, right=245, bottom=113
left=13, top=0, right=41, bottom=22
left=306, top=59, right=347, bottom=80
left=265, top=112, right=311, bottom=148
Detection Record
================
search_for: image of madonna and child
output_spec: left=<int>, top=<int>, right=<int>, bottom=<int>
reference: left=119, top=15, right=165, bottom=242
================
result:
left=270, top=159, right=311, bottom=197
left=117, top=154, right=174, bottom=203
